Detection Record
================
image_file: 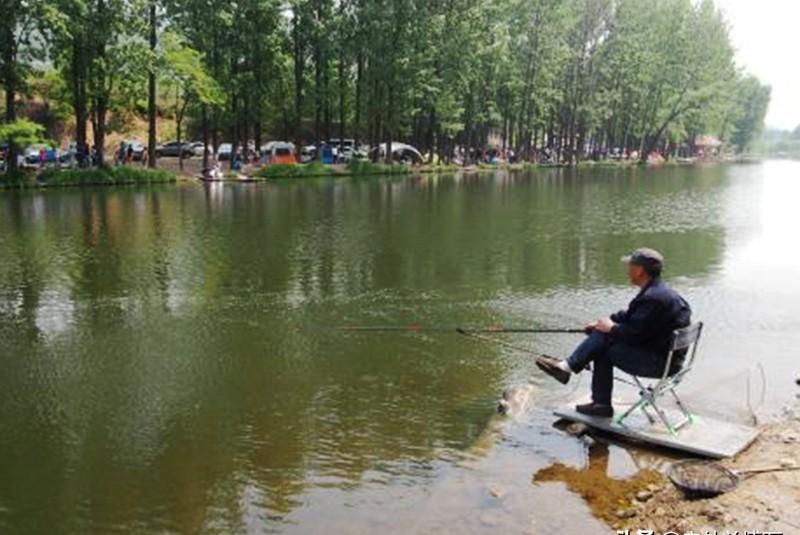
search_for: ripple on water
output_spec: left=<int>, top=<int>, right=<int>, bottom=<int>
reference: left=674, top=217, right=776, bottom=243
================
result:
left=1, top=163, right=799, bottom=533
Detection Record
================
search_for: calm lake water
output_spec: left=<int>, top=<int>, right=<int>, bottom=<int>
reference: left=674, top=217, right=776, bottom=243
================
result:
left=1, top=161, right=799, bottom=534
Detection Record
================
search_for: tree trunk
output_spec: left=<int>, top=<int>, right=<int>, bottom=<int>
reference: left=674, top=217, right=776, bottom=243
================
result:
left=92, top=99, right=107, bottom=167
left=229, top=95, right=237, bottom=170
left=426, top=106, right=436, bottom=164
left=323, top=52, right=331, bottom=142
left=338, top=38, right=346, bottom=161
left=147, top=0, right=157, bottom=168
left=385, top=83, right=394, bottom=165
left=176, top=93, right=188, bottom=172
left=293, top=6, right=305, bottom=147
left=314, top=39, right=322, bottom=148
left=3, top=17, right=17, bottom=172
left=354, top=51, right=363, bottom=148
left=202, top=104, right=210, bottom=170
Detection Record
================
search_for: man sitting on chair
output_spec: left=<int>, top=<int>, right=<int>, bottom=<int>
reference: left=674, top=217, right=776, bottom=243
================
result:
left=536, top=248, right=691, bottom=418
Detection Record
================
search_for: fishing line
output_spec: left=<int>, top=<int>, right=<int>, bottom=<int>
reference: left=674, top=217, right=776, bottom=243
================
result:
left=454, top=328, right=545, bottom=355
left=745, top=362, right=767, bottom=425
left=455, top=328, right=586, bottom=401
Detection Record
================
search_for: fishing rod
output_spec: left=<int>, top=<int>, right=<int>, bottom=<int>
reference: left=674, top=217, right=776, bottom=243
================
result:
left=341, top=325, right=585, bottom=334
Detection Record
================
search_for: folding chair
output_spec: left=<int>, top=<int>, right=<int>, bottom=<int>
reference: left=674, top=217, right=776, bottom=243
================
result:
left=615, top=322, right=704, bottom=436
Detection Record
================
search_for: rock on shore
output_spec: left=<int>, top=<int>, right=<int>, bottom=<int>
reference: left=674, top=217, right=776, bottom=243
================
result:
left=618, top=413, right=800, bottom=534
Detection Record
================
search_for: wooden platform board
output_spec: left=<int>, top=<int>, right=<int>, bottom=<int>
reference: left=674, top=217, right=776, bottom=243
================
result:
left=554, top=405, right=760, bottom=458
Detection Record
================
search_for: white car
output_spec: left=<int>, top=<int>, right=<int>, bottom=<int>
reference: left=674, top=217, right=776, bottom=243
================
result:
left=217, top=143, right=233, bottom=161
left=190, top=142, right=206, bottom=157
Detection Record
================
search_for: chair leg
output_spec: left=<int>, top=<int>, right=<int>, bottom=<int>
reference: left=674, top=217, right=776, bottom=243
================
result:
left=615, top=394, right=648, bottom=425
left=616, top=376, right=655, bottom=426
left=648, top=398, right=678, bottom=436
left=640, top=402, right=657, bottom=425
left=668, top=388, right=693, bottom=430
left=615, top=376, right=694, bottom=435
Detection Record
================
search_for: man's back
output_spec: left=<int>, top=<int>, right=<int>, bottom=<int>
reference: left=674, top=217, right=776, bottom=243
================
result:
left=611, top=277, right=691, bottom=358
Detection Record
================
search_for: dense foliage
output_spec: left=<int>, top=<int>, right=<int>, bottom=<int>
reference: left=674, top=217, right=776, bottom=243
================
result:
left=0, top=166, right=176, bottom=188
left=2, top=0, right=771, bottom=166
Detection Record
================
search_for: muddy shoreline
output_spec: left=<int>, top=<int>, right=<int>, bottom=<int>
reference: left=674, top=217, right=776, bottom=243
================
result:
left=536, top=404, right=800, bottom=533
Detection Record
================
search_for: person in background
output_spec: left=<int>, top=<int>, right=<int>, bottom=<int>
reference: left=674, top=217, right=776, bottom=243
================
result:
left=76, top=142, right=85, bottom=168
left=116, top=142, right=125, bottom=166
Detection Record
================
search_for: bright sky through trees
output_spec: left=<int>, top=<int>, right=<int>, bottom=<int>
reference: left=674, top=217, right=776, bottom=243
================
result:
left=716, top=0, right=800, bottom=129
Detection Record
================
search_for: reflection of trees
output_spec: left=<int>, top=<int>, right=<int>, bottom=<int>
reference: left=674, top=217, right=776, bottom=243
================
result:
left=189, top=166, right=727, bottom=300
left=1, top=194, right=45, bottom=342
left=0, top=164, right=731, bottom=532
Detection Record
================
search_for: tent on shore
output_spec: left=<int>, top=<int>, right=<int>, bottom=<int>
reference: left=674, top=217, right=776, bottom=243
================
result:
left=371, top=142, right=423, bottom=164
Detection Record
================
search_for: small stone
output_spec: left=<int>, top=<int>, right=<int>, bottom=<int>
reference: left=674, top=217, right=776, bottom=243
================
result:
left=487, top=484, right=505, bottom=499
left=635, top=490, right=653, bottom=502
left=779, top=458, right=797, bottom=468
left=580, top=435, right=596, bottom=447
left=702, top=504, right=724, bottom=520
left=615, top=508, right=636, bottom=519
left=654, top=507, right=666, bottom=516
left=647, top=483, right=662, bottom=493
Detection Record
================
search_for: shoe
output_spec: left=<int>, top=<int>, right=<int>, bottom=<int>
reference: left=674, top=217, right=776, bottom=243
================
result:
left=575, top=402, right=614, bottom=418
left=535, top=356, right=571, bottom=385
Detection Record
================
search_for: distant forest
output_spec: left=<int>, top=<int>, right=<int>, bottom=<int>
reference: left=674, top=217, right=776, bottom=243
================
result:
left=2, top=0, right=771, bottom=170
left=755, top=126, right=800, bottom=159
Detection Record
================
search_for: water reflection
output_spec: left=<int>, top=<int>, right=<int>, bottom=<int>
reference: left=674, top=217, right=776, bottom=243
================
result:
left=0, top=162, right=797, bottom=533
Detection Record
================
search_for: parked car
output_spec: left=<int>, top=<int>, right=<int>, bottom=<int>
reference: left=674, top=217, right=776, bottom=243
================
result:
left=299, top=145, right=316, bottom=164
left=189, top=142, right=206, bottom=157
left=369, top=142, right=424, bottom=164
left=337, top=146, right=367, bottom=163
left=156, top=141, right=194, bottom=158
left=327, top=139, right=355, bottom=163
left=55, top=142, right=79, bottom=166
left=119, top=140, right=146, bottom=162
left=23, top=144, right=59, bottom=167
left=216, top=143, right=233, bottom=161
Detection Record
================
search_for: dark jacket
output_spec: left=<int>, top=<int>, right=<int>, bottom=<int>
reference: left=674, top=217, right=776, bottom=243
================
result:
left=610, top=277, right=691, bottom=359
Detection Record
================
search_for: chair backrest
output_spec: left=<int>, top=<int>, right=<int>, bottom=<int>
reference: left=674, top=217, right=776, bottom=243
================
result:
left=670, top=321, right=704, bottom=372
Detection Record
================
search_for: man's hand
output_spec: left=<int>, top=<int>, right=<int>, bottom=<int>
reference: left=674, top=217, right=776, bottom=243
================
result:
left=595, top=317, right=616, bottom=333
left=583, top=321, right=598, bottom=334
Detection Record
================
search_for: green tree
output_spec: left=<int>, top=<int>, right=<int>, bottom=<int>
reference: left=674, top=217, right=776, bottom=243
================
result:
left=159, top=31, right=223, bottom=171
left=0, top=118, right=44, bottom=169
left=1, top=0, right=45, bottom=171
left=729, top=75, right=771, bottom=152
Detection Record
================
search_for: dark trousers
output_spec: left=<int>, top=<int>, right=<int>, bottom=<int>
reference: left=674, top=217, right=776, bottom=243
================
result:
left=566, top=332, right=665, bottom=406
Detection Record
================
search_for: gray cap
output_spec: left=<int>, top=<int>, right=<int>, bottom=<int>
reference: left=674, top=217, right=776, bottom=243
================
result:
left=621, top=248, right=664, bottom=270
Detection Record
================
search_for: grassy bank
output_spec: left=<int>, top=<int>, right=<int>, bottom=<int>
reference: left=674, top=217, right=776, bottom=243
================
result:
left=204, top=156, right=717, bottom=183
left=249, top=161, right=411, bottom=180
left=1, top=167, right=177, bottom=189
